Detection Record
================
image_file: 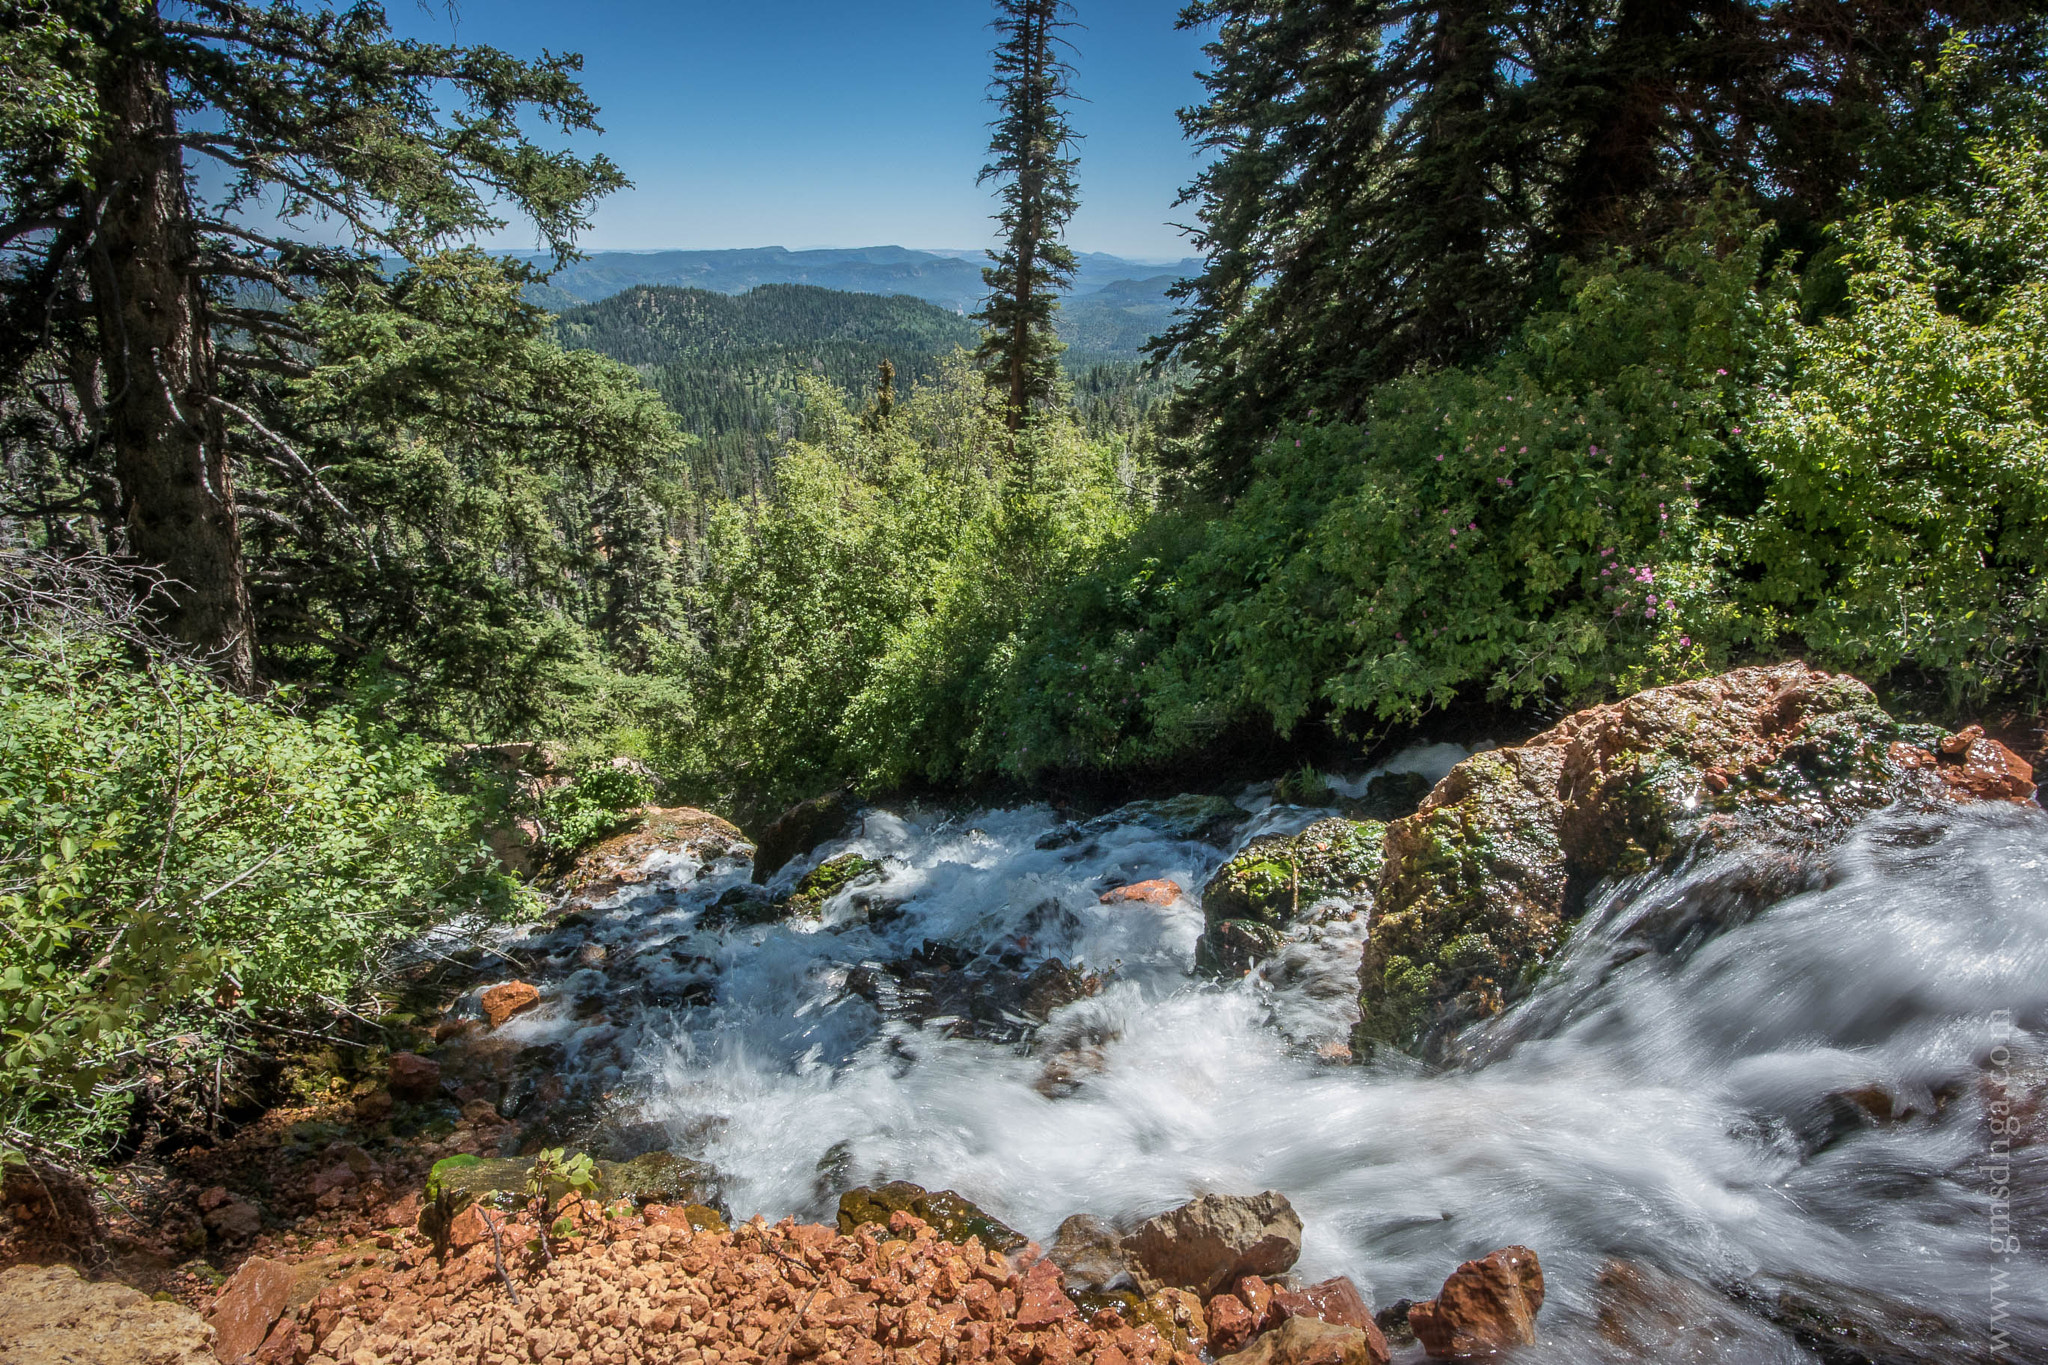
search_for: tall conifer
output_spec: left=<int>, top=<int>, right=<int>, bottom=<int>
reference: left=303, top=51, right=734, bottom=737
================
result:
left=974, top=0, right=1082, bottom=430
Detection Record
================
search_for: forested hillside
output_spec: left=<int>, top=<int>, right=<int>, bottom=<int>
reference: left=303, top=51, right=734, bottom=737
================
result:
left=555, top=284, right=978, bottom=489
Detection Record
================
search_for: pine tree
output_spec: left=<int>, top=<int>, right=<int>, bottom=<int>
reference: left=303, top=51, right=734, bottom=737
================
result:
left=973, top=0, right=1082, bottom=431
left=1156, top=0, right=2043, bottom=494
left=0, top=1, right=624, bottom=688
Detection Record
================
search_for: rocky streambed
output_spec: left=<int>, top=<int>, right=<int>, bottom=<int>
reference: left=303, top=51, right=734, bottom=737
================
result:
left=6, top=663, right=2047, bottom=1365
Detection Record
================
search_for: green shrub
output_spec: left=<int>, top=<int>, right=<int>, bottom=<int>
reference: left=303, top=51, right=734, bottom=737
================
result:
left=0, top=634, right=529, bottom=1161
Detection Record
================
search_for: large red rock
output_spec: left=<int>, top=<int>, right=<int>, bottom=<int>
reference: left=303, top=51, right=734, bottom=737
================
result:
left=1358, top=664, right=2038, bottom=1058
left=1407, top=1246, right=1544, bottom=1359
left=479, top=980, right=540, bottom=1029
left=1216, top=1314, right=1388, bottom=1365
left=561, top=807, right=752, bottom=909
left=205, top=1256, right=295, bottom=1363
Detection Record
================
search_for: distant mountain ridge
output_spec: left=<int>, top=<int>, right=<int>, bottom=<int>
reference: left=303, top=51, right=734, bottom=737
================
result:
left=513, top=246, right=1199, bottom=344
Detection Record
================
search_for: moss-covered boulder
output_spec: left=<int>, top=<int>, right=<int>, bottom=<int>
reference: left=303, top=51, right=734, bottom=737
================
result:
left=422, top=1149, right=720, bottom=1214
left=781, top=853, right=884, bottom=917
left=1356, top=663, right=2036, bottom=1060
left=1196, top=818, right=1385, bottom=977
left=836, top=1180, right=1027, bottom=1252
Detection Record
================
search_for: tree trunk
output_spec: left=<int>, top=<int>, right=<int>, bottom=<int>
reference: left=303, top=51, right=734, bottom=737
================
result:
left=85, top=39, right=255, bottom=689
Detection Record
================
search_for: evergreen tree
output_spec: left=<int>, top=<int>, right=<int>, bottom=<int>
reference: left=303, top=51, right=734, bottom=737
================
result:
left=973, top=0, right=1082, bottom=430
left=1156, top=0, right=2044, bottom=493
left=0, top=1, right=624, bottom=687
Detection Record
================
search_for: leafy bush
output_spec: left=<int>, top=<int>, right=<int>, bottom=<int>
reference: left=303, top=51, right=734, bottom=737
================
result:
left=531, top=763, right=658, bottom=856
left=1740, top=133, right=2048, bottom=700
left=0, top=633, right=529, bottom=1161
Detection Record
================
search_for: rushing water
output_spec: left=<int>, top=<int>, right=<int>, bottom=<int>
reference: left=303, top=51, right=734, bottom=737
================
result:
left=489, top=751, right=2048, bottom=1363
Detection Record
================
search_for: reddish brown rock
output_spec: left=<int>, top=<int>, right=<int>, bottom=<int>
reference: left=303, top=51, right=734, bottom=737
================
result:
left=205, top=1256, right=296, bottom=1363
left=1099, top=880, right=1184, bottom=906
left=1216, top=1314, right=1388, bottom=1365
left=1407, top=1246, right=1544, bottom=1359
left=1273, top=1277, right=1376, bottom=1334
left=1207, top=1293, right=1256, bottom=1355
left=479, top=980, right=541, bottom=1029
left=385, top=1051, right=442, bottom=1102
left=1942, top=733, right=2035, bottom=803
left=1014, top=1258, right=1077, bottom=1328
left=562, top=807, right=752, bottom=908
left=1357, top=663, right=2030, bottom=1058
left=1235, top=1275, right=1278, bottom=1331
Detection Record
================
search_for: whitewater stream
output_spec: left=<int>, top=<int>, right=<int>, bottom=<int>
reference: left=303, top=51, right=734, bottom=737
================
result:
left=488, top=747, right=2048, bottom=1363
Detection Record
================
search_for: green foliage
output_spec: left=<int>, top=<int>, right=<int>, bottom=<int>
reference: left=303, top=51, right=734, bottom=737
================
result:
left=1739, top=134, right=2048, bottom=700
left=526, top=1148, right=600, bottom=1208
left=250, top=249, right=692, bottom=737
left=0, top=634, right=528, bottom=1160
left=530, top=764, right=657, bottom=858
left=1161, top=1, right=2045, bottom=492
left=661, top=354, right=1143, bottom=809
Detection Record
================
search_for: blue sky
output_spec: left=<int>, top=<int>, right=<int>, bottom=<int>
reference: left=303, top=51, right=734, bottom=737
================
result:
left=387, top=1, right=1214, bottom=260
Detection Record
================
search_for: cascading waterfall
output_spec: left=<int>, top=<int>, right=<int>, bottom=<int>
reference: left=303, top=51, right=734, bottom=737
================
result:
left=491, top=750, right=2048, bottom=1363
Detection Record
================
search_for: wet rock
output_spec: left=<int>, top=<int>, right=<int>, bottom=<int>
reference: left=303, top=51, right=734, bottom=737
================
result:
left=1357, top=664, right=2031, bottom=1057
left=1120, top=1191, right=1303, bottom=1297
left=1407, top=1245, right=1544, bottom=1359
left=1274, top=1276, right=1376, bottom=1333
left=1937, top=727, right=2036, bottom=802
left=591, top=1151, right=722, bottom=1210
left=205, top=1255, right=296, bottom=1362
left=845, top=944, right=1102, bottom=1045
left=559, top=806, right=752, bottom=908
left=385, top=1050, right=441, bottom=1102
left=781, top=852, right=885, bottom=917
left=1136, top=1287, right=1210, bottom=1353
left=1735, top=1271, right=1971, bottom=1365
left=0, top=1262, right=214, bottom=1365
left=751, top=789, right=858, bottom=883
left=1198, top=819, right=1384, bottom=977
left=479, top=980, right=540, bottom=1029
left=702, top=881, right=783, bottom=928
left=1346, top=770, right=1432, bottom=822
left=1235, top=1274, right=1278, bottom=1330
left=1100, top=879, right=1184, bottom=906
left=1217, top=1314, right=1389, bottom=1365
left=1045, top=794, right=1248, bottom=849
left=1051, top=1213, right=1134, bottom=1292
left=835, top=1180, right=1029, bottom=1252
left=1593, top=1260, right=1812, bottom=1364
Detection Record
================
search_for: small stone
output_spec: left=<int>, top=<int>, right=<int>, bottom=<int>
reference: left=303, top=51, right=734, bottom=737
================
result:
left=203, top=1194, right=265, bottom=1241
left=1407, top=1246, right=1544, bottom=1359
left=386, top=1052, right=442, bottom=1102
left=1097, top=880, right=1183, bottom=906
left=480, top=981, right=541, bottom=1029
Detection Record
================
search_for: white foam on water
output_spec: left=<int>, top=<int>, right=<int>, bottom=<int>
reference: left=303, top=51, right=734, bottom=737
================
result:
left=530, top=776, right=2048, bottom=1362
